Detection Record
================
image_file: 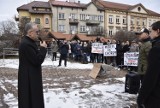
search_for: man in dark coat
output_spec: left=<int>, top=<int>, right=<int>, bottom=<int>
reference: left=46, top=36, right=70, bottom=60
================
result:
left=18, top=22, right=47, bottom=108
left=58, top=40, right=69, bottom=67
left=137, top=21, right=160, bottom=108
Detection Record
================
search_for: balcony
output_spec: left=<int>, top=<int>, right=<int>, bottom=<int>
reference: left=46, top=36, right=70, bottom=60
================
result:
left=87, top=30, right=104, bottom=36
left=86, top=20, right=100, bottom=25
left=69, top=19, right=79, bottom=24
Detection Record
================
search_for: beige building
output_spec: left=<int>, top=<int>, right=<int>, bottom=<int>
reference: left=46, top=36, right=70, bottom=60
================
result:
left=17, top=1, right=52, bottom=31
left=93, top=0, right=160, bottom=37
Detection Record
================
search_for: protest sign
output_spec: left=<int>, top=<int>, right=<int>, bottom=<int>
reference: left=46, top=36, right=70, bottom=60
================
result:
left=103, top=44, right=117, bottom=56
left=91, top=43, right=103, bottom=54
left=124, top=52, right=139, bottom=66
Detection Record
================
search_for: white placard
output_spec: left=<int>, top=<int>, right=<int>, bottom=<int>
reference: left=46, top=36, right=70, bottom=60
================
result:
left=124, top=52, right=139, bottom=66
left=91, top=43, right=103, bottom=54
left=103, top=44, right=117, bottom=56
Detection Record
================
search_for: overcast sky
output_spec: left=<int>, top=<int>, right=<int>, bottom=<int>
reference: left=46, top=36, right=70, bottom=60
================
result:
left=0, top=0, right=160, bottom=22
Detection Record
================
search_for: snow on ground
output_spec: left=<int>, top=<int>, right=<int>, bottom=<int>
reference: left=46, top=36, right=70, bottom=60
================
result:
left=0, top=57, right=93, bottom=69
left=0, top=58, right=137, bottom=108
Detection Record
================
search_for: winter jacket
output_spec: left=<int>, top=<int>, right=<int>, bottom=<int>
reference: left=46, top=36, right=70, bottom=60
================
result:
left=137, top=36, right=160, bottom=108
left=138, top=38, right=151, bottom=75
left=59, top=43, right=69, bottom=54
left=51, top=41, right=59, bottom=53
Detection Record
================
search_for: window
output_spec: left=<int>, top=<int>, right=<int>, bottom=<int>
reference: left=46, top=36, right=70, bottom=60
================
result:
left=58, top=25, right=65, bottom=32
left=131, top=17, right=134, bottom=25
left=59, top=13, right=65, bottom=19
left=80, top=14, right=86, bottom=20
left=35, top=18, right=40, bottom=24
left=109, top=29, right=113, bottom=36
left=142, top=19, right=146, bottom=26
left=46, top=8, right=50, bottom=11
left=45, top=18, right=49, bottom=24
left=109, top=15, right=113, bottom=24
left=70, top=13, right=76, bottom=19
left=123, top=17, right=126, bottom=24
left=138, top=7, right=141, bottom=12
left=149, top=20, right=151, bottom=26
left=70, top=25, right=77, bottom=34
left=116, top=16, right=120, bottom=24
left=90, top=15, right=94, bottom=20
left=86, top=15, right=90, bottom=20
left=80, top=25, right=86, bottom=32
left=98, top=15, right=103, bottom=21
left=137, top=18, right=140, bottom=26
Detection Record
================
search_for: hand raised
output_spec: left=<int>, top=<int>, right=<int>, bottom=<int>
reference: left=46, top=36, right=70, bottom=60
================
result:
left=40, top=41, right=47, bottom=48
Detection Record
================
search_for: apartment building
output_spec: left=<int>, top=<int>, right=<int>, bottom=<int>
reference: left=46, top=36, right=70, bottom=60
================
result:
left=93, top=0, right=160, bottom=37
left=50, top=0, right=105, bottom=35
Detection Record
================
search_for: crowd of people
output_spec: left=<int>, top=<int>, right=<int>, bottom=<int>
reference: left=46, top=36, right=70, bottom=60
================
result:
left=48, top=37, right=139, bottom=69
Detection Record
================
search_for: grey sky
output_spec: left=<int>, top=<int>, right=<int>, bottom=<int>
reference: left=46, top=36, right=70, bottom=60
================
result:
left=0, top=0, right=160, bottom=22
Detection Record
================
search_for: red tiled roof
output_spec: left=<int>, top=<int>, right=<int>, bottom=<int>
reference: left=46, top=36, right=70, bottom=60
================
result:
left=49, top=32, right=109, bottom=42
left=100, top=1, right=131, bottom=11
left=96, top=0, right=160, bottom=16
left=147, top=9, right=160, bottom=16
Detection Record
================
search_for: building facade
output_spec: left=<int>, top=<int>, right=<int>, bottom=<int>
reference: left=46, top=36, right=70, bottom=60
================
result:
left=93, top=0, right=160, bottom=37
left=17, top=0, right=160, bottom=38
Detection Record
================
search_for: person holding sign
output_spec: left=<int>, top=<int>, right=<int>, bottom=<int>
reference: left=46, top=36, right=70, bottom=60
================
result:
left=135, top=28, right=152, bottom=83
left=137, top=21, right=160, bottom=108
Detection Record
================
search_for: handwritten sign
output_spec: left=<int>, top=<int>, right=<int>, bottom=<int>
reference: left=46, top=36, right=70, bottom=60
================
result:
left=91, top=43, right=103, bottom=54
left=124, top=52, right=139, bottom=66
left=103, top=44, right=117, bottom=56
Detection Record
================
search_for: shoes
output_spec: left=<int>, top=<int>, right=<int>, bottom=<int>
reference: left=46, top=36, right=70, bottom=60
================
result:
left=57, top=65, right=61, bottom=67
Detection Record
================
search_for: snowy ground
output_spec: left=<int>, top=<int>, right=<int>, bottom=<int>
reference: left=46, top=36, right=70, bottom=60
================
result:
left=0, top=57, right=137, bottom=108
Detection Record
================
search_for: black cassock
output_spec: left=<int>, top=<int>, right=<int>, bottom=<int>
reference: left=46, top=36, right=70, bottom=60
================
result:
left=18, top=36, right=47, bottom=108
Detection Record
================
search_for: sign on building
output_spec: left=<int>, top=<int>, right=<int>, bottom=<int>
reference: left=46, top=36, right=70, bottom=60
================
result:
left=124, top=52, right=139, bottom=66
left=91, top=43, right=103, bottom=54
left=103, top=44, right=117, bottom=56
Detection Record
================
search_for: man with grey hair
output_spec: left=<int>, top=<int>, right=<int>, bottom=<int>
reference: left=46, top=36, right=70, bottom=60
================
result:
left=18, top=22, right=47, bottom=108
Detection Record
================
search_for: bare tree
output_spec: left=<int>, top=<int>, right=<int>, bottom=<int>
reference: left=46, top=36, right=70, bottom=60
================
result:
left=18, top=17, right=31, bottom=37
left=114, top=30, right=138, bottom=42
left=0, top=20, right=19, bottom=56
left=0, top=20, right=18, bottom=36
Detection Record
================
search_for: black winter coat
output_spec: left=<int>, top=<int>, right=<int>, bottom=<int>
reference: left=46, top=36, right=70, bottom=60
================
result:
left=137, top=36, right=160, bottom=108
left=59, top=43, right=69, bottom=54
left=18, top=36, right=47, bottom=108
